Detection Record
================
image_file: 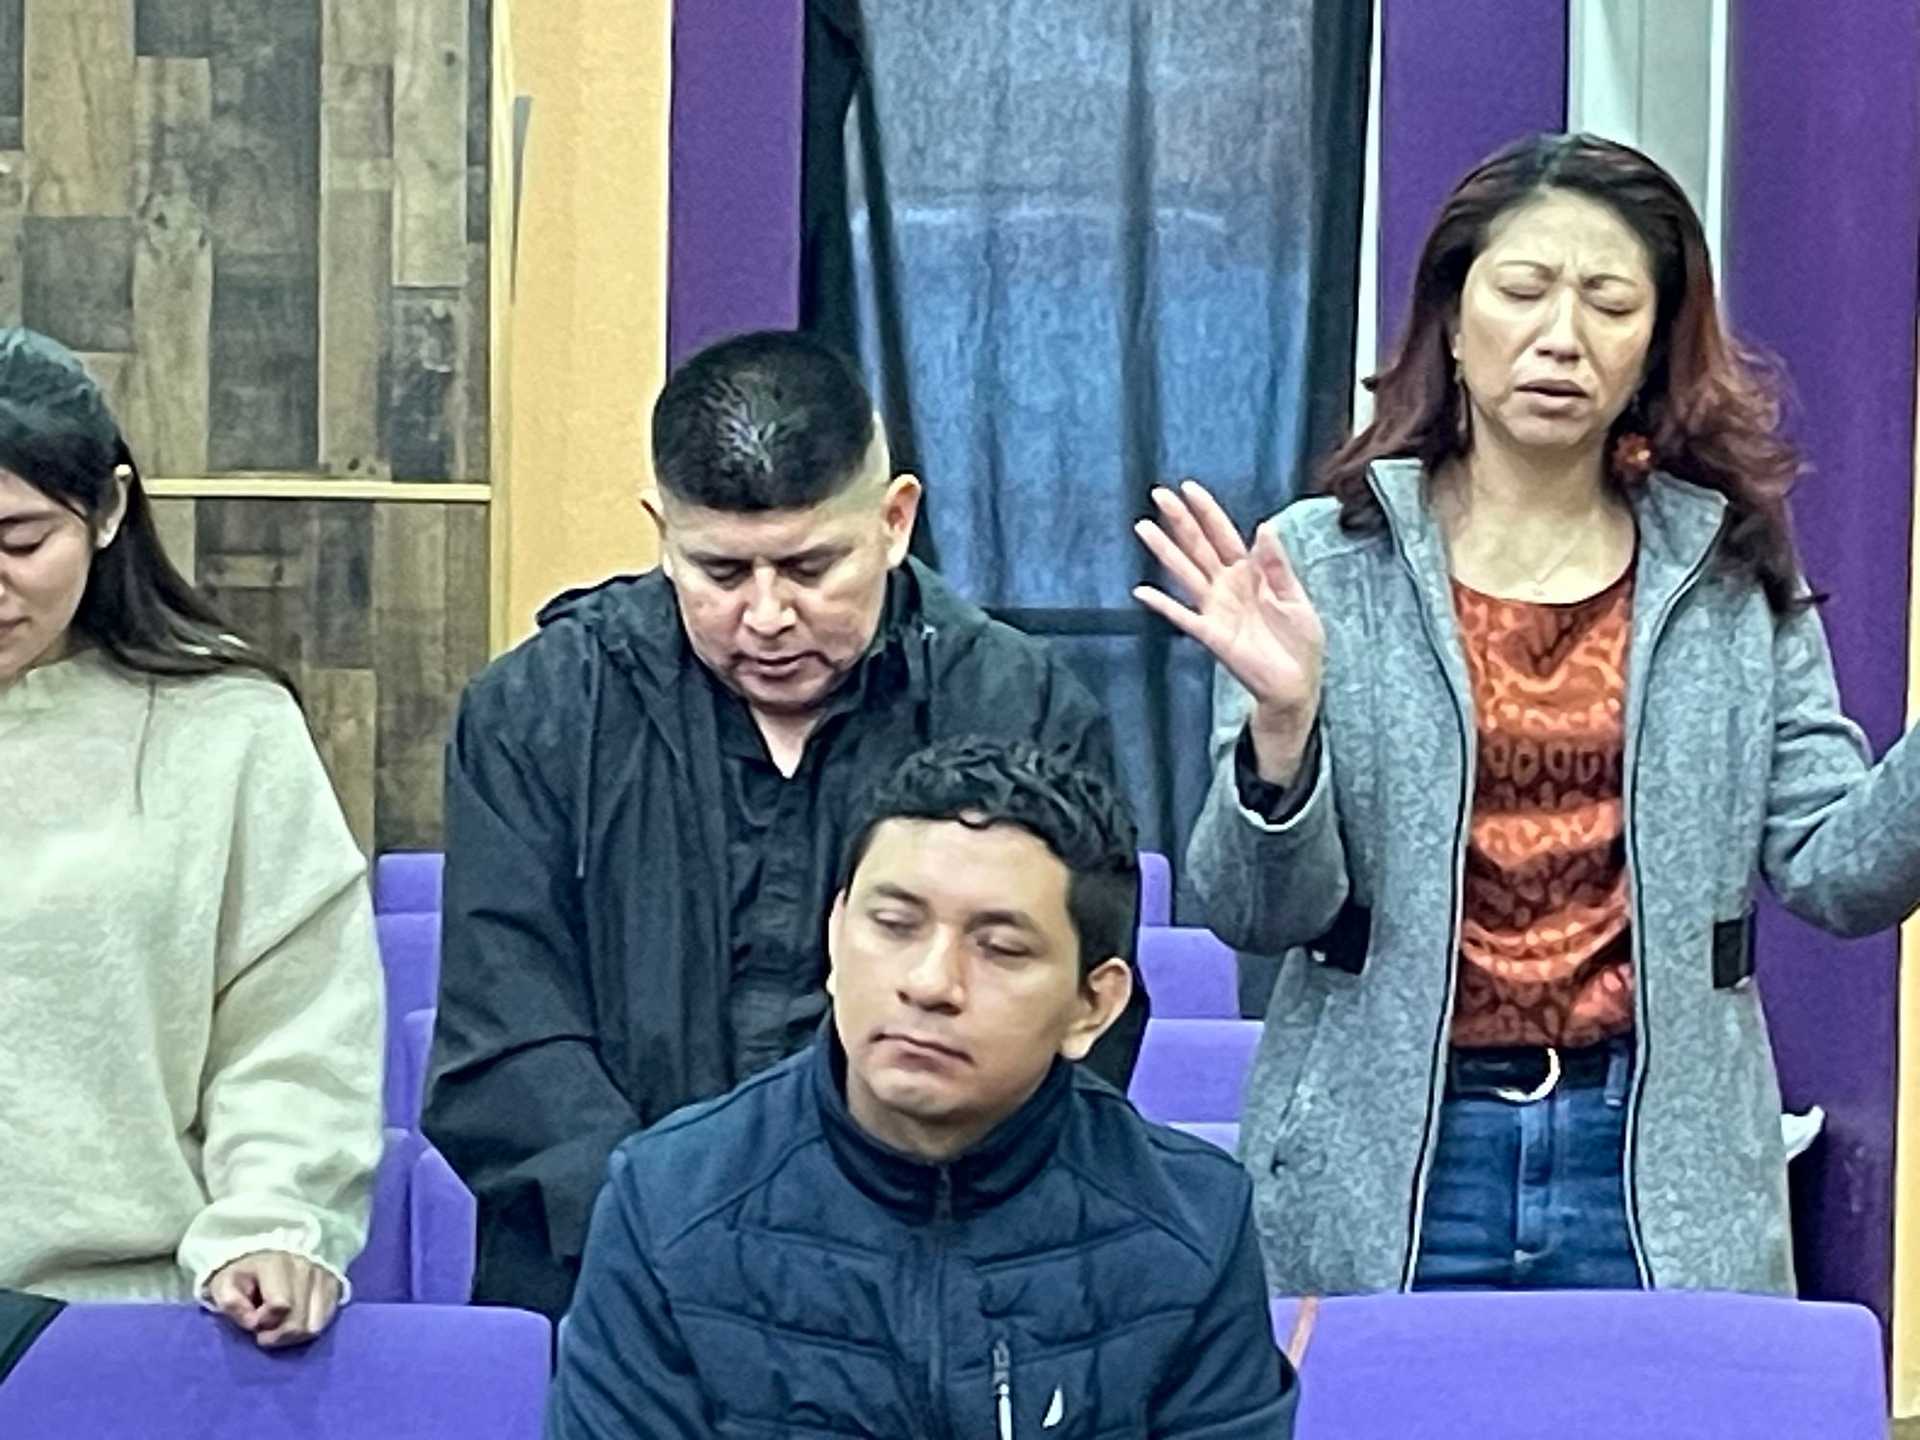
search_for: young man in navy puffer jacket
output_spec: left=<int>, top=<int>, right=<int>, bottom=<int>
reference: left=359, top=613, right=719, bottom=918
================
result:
left=549, top=738, right=1297, bottom=1438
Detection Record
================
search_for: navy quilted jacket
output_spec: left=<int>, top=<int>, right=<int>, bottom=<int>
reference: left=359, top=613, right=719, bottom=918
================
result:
left=549, top=1030, right=1297, bottom=1438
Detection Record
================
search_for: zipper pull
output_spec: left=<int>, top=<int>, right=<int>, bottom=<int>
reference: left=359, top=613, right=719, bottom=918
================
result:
left=935, top=1166, right=954, bottom=1223
left=992, top=1338, right=1013, bottom=1440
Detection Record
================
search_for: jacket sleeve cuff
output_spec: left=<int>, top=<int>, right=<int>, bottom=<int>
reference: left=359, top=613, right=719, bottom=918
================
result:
left=187, top=1226, right=357, bottom=1311
left=1233, top=723, right=1323, bottom=830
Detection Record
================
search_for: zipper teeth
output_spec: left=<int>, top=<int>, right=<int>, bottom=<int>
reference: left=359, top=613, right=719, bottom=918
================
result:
left=1393, top=524, right=1474, bottom=1290
left=1616, top=543, right=1717, bottom=1288
left=992, top=1338, right=1012, bottom=1440
left=929, top=1169, right=954, bottom=1440
left=1380, top=475, right=1717, bottom=1289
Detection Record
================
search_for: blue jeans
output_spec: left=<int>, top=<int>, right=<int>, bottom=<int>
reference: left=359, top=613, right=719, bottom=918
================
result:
left=1412, top=1038, right=1644, bottom=1290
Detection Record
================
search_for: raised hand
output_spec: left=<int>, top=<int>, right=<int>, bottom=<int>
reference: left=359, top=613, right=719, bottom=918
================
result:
left=1133, top=481, right=1326, bottom=783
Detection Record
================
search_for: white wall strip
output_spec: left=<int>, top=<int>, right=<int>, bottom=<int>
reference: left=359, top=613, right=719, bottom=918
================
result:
left=1567, top=0, right=1729, bottom=274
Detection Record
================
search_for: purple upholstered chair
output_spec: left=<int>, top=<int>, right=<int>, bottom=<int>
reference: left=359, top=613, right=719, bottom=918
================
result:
left=393, top=1005, right=437, bottom=1127
left=1170, top=1120, right=1239, bottom=1153
left=381, top=1002, right=435, bottom=1128
left=374, top=911, right=441, bottom=1018
left=1137, top=850, right=1172, bottom=927
left=1127, top=1018, right=1261, bottom=1124
left=1136, top=926, right=1238, bottom=1018
left=0, top=1302, right=549, bottom=1439
left=372, top=850, right=445, bottom=915
left=1266, top=1290, right=1886, bottom=1438
left=346, top=1127, right=476, bottom=1304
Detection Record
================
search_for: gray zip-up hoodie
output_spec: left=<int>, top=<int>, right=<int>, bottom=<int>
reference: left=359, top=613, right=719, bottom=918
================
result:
left=1190, top=458, right=1920, bottom=1295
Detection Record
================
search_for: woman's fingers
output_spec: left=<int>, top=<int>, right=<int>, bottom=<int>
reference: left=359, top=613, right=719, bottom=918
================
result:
left=1180, top=481, right=1252, bottom=568
left=1148, top=486, right=1231, bottom=581
left=1133, top=518, right=1212, bottom=606
left=1250, top=523, right=1305, bottom=602
left=207, top=1262, right=263, bottom=1331
left=306, top=1271, right=342, bottom=1338
left=1131, top=584, right=1213, bottom=648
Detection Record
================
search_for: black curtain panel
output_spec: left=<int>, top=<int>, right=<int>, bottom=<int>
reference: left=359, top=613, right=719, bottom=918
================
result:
left=803, top=0, right=1371, bottom=904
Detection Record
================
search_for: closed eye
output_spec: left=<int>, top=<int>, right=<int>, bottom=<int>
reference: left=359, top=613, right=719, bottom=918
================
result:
left=978, top=936, right=1034, bottom=961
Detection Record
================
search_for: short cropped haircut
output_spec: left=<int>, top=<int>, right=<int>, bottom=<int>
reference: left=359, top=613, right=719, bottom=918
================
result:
left=838, top=738, right=1140, bottom=978
left=651, top=330, right=877, bottom=512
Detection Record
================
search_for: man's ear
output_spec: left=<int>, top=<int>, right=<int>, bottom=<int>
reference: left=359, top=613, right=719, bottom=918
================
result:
left=882, top=474, right=922, bottom=568
left=825, top=891, right=848, bottom=999
left=1059, top=957, right=1132, bottom=1062
left=642, top=489, right=672, bottom=577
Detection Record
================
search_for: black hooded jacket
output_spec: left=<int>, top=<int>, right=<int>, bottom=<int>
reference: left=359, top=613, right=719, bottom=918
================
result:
left=424, top=560, right=1148, bottom=1318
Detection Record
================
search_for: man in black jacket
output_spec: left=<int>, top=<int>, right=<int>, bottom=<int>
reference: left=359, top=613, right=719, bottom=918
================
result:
left=426, top=332, right=1148, bottom=1321
left=549, top=739, right=1294, bottom=1439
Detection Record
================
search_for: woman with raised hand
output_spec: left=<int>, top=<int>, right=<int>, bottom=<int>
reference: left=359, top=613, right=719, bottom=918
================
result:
left=0, top=328, right=382, bottom=1345
left=1137, top=134, right=1920, bottom=1294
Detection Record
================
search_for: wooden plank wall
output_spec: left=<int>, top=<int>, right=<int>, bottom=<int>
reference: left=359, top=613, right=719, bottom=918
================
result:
left=6, top=0, right=490, bottom=477
left=4, top=1, right=496, bottom=848
left=149, top=496, right=489, bottom=853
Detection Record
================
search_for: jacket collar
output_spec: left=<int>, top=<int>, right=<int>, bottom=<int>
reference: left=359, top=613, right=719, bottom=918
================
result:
left=810, top=1020, right=1072, bottom=1222
left=534, top=556, right=979, bottom=704
left=1365, top=455, right=1732, bottom=746
left=1364, top=456, right=1729, bottom=598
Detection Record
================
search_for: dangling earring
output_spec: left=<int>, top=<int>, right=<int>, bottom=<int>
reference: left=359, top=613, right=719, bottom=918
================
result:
left=1453, top=359, right=1472, bottom=448
left=1611, top=391, right=1654, bottom=482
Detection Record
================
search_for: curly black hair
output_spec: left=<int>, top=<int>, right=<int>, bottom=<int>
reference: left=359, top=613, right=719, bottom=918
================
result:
left=837, top=738, right=1140, bottom=977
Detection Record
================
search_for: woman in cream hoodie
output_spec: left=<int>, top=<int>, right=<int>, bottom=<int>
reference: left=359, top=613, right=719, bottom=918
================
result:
left=0, top=328, right=383, bottom=1348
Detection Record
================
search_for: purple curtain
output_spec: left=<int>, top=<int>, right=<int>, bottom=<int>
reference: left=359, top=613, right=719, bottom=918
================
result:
left=1726, top=4, right=1920, bottom=1327
left=667, top=0, right=806, bottom=366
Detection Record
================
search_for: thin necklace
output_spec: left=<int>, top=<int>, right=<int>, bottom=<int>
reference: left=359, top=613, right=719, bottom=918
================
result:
left=1444, top=483, right=1613, bottom=601
left=1520, top=518, right=1598, bottom=596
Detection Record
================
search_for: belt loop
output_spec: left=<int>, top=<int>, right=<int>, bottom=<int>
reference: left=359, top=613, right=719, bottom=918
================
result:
left=1604, top=1037, right=1632, bottom=1109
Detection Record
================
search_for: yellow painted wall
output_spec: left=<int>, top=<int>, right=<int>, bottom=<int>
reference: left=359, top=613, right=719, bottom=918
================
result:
left=492, top=0, right=670, bottom=651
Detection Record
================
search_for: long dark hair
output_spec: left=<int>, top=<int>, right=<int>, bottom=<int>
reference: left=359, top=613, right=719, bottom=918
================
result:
left=0, top=328, right=298, bottom=693
left=1325, top=133, right=1805, bottom=613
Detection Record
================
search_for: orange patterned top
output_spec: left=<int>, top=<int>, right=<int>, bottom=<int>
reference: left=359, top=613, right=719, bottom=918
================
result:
left=1449, top=569, right=1636, bottom=1050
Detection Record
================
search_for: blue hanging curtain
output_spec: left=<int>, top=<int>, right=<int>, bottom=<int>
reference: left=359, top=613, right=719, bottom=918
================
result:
left=802, top=0, right=1371, bottom=909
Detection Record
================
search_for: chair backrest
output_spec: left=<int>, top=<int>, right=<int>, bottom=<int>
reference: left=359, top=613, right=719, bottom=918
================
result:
left=372, top=851, right=445, bottom=915
left=409, top=1137, right=478, bottom=1304
left=0, top=1301, right=548, bottom=1438
left=1127, top=1018, right=1261, bottom=1123
left=380, top=844, right=1168, bottom=932
left=348, top=1128, right=418, bottom=1302
left=1169, top=1120, right=1239, bottom=1153
left=1137, top=850, right=1172, bottom=926
left=1136, top=926, right=1238, bottom=1017
left=380, top=1005, right=436, bottom=1127
left=347, top=1125, right=476, bottom=1305
left=1265, top=1291, right=1887, bottom=1439
left=382, top=1020, right=416, bottom=1127
left=375, top=911, right=442, bottom=1018
left=396, top=1005, right=437, bottom=1127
